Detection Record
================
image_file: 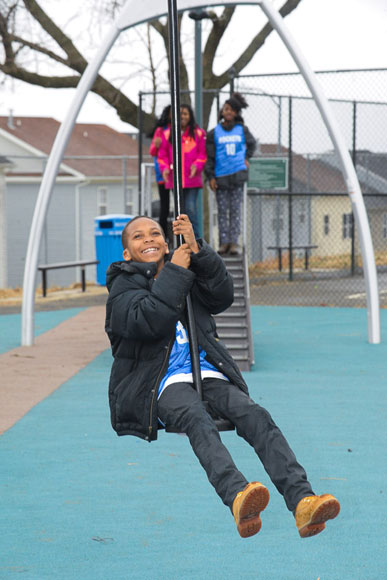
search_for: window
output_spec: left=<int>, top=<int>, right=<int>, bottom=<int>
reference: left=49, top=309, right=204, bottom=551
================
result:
left=383, top=213, right=387, bottom=240
left=125, top=187, right=134, bottom=215
left=98, top=187, right=108, bottom=216
left=323, top=215, right=330, bottom=236
left=342, top=213, right=353, bottom=239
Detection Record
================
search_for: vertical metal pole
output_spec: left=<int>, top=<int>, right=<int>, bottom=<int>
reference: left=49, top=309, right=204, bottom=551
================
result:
left=277, top=96, right=282, bottom=153
left=138, top=92, right=143, bottom=215
left=288, top=96, right=293, bottom=281
left=167, top=0, right=183, bottom=222
left=275, top=96, right=282, bottom=246
left=167, top=0, right=202, bottom=399
left=194, top=20, right=203, bottom=128
left=243, top=183, right=247, bottom=248
left=351, top=100, right=357, bottom=276
left=122, top=157, right=127, bottom=212
left=209, top=188, right=214, bottom=247
left=194, top=18, right=203, bottom=237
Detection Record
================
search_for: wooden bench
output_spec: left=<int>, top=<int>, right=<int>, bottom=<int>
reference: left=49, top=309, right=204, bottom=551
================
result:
left=37, top=260, right=99, bottom=297
left=267, top=245, right=318, bottom=271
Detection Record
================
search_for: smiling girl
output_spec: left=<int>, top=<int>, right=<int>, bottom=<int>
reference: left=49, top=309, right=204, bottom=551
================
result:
left=157, top=104, right=206, bottom=238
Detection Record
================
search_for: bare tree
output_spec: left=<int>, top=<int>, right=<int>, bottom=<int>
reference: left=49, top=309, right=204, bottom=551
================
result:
left=0, top=0, right=303, bottom=132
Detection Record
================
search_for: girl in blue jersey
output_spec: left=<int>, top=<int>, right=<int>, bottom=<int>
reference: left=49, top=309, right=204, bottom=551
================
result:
left=205, top=93, right=256, bottom=255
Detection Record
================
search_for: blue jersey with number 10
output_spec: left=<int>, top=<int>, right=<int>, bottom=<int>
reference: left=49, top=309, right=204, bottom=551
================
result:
left=214, top=123, right=246, bottom=178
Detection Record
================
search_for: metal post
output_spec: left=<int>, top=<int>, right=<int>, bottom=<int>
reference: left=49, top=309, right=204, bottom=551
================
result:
left=188, top=9, right=212, bottom=238
left=351, top=100, right=357, bottom=276
left=138, top=92, right=143, bottom=215
left=122, top=157, right=127, bottom=212
left=288, top=96, right=293, bottom=281
left=277, top=96, right=282, bottom=153
left=168, top=0, right=202, bottom=399
left=194, top=16, right=203, bottom=237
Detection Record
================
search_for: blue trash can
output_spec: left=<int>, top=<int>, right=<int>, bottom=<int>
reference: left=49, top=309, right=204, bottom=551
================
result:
left=94, top=214, right=133, bottom=285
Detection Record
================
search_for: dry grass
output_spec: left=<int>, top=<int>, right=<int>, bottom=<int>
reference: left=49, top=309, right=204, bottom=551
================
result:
left=0, top=282, right=106, bottom=305
left=249, top=250, right=387, bottom=277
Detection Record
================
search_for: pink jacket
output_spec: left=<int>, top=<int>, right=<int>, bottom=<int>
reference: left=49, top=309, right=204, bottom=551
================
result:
left=157, top=126, right=207, bottom=190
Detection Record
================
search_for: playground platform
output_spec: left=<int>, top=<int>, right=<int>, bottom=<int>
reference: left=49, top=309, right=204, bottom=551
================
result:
left=0, top=303, right=386, bottom=579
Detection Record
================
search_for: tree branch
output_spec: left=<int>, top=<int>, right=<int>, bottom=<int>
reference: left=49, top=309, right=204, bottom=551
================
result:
left=202, top=7, right=235, bottom=79
left=22, top=0, right=88, bottom=72
left=208, top=0, right=304, bottom=89
left=8, top=33, right=71, bottom=67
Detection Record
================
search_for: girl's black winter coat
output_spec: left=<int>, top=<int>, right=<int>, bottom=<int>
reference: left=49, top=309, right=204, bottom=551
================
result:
left=105, top=240, right=249, bottom=442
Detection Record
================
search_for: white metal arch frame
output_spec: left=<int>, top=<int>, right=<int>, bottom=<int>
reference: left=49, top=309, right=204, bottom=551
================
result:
left=21, top=0, right=380, bottom=345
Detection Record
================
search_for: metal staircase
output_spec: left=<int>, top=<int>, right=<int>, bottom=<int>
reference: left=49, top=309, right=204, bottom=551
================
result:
left=214, top=250, right=255, bottom=372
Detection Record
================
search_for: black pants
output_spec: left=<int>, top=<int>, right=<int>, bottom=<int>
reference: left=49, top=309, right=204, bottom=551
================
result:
left=158, top=378, right=314, bottom=512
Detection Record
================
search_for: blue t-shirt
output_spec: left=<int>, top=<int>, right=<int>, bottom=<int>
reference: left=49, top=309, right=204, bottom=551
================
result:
left=153, top=157, right=163, bottom=183
left=157, top=321, right=228, bottom=399
left=214, top=123, right=246, bottom=177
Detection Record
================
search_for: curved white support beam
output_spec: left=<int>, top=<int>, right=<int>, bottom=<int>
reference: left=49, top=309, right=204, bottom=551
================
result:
left=21, top=25, right=120, bottom=345
left=259, top=0, right=380, bottom=343
left=22, top=0, right=380, bottom=345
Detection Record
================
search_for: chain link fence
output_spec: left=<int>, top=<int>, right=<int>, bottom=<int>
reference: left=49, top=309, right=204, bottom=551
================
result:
left=232, top=69, right=387, bottom=308
left=3, top=71, right=385, bottom=307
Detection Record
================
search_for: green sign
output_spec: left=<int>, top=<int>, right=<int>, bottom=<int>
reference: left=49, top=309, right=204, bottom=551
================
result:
left=248, top=157, right=288, bottom=190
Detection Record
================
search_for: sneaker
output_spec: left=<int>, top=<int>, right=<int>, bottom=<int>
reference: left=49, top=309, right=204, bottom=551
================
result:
left=295, top=494, right=340, bottom=538
left=217, top=243, right=230, bottom=255
left=232, top=482, right=270, bottom=538
left=229, top=243, right=241, bottom=255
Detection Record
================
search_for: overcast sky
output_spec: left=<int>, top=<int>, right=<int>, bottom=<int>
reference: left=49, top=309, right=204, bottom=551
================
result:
left=1, top=0, right=386, bottom=132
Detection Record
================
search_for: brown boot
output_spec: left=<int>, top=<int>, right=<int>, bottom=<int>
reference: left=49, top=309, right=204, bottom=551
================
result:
left=295, top=494, right=340, bottom=538
left=229, top=243, right=241, bottom=255
left=232, top=482, right=270, bottom=538
left=217, top=243, right=230, bottom=255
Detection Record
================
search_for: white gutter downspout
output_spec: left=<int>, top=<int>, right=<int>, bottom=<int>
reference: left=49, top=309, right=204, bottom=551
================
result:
left=75, top=180, right=90, bottom=281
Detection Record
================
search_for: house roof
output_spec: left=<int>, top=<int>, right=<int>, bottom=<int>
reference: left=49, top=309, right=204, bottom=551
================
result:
left=0, top=116, right=146, bottom=178
left=1, top=116, right=384, bottom=193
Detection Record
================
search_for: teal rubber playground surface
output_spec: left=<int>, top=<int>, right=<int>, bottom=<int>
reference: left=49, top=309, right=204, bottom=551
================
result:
left=1, top=306, right=386, bottom=579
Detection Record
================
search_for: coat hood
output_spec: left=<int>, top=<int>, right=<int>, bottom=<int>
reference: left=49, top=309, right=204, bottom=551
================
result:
left=106, top=260, right=158, bottom=291
left=106, top=253, right=174, bottom=292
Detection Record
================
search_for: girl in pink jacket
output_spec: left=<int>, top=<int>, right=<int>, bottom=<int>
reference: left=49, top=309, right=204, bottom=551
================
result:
left=158, top=104, right=206, bottom=238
